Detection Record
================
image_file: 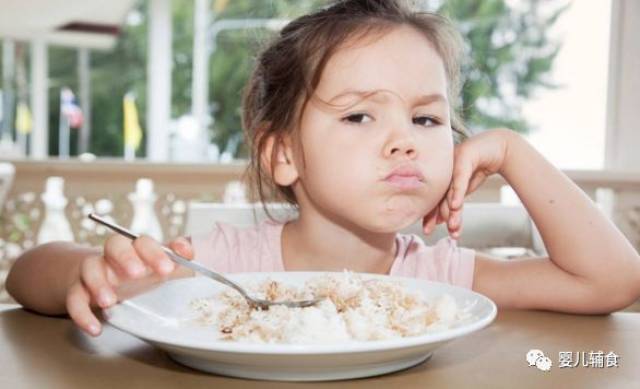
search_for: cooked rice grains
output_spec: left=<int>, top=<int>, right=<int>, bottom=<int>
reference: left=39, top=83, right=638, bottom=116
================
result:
left=189, top=272, right=471, bottom=344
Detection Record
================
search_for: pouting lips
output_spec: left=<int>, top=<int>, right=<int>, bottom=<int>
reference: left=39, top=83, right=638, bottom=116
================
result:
left=384, top=164, right=425, bottom=189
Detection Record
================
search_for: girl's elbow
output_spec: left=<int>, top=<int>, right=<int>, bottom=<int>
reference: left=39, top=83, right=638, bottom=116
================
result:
left=5, top=245, right=45, bottom=303
left=593, top=270, right=640, bottom=313
left=603, top=291, right=640, bottom=313
left=620, top=263, right=640, bottom=309
left=619, top=255, right=640, bottom=307
left=6, top=255, right=27, bottom=302
left=580, top=293, right=633, bottom=315
left=590, top=254, right=640, bottom=313
left=5, top=268, right=17, bottom=300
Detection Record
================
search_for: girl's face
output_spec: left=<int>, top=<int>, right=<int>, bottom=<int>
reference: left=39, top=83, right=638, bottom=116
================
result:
left=290, top=25, right=454, bottom=233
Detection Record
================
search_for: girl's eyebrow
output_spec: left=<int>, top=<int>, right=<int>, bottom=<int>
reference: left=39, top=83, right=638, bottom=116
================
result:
left=328, top=89, right=448, bottom=106
left=413, top=93, right=448, bottom=106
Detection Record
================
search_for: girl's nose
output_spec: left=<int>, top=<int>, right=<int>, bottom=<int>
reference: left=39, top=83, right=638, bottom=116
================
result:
left=383, top=131, right=417, bottom=159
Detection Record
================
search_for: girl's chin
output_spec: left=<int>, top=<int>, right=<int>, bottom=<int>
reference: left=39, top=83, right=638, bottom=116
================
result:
left=363, top=212, right=424, bottom=233
left=334, top=196, right=434, bottom=233
left=382, top=202, right=431, bottom=226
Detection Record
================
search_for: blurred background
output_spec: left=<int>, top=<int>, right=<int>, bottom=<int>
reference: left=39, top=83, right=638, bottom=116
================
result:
left=0, top=0, right=617, bottom=167
left=0, top=0, right=639, bottom=304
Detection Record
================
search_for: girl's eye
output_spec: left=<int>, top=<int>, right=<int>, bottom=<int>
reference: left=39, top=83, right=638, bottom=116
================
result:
left=342, top=113, right=372, bottom=124
left=413, top=116, right=441, bottom=127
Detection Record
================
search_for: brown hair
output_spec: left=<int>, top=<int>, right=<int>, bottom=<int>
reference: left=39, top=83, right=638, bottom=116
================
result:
left=241, top=0, right=469, bottom=219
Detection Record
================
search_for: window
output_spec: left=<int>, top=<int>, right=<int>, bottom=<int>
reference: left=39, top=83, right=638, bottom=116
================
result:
left=521, top=0, right=612, bottom=169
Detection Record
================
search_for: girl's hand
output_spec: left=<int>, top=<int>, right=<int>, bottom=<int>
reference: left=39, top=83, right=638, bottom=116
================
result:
left=423, top=128, right=515, bottom=239
left=66, top=235, right=194, bottom=336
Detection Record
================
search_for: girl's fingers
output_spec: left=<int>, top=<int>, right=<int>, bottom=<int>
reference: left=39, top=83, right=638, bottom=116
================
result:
left=422, top=206, right=438, bottom=235
left=448, top=208, right=463, bottom=238
left=435, top=209, right=443, bottom=225
left=133, top=235, right=175, bottom=275
left=425, top=210, right=438, bottom=235
left=468, top=171, right=487, bottom=194
left=447, top=200, right=462, bottom=232
left=449, top=165, right=486, bottom=239
left=80, top=256, right=118, bottom=309
left=445, top=184, right=464, bottom=238
left=66, top=281, right=102, bottom=336
left=440, top=196, right=451, bottom=222
left=167, top=237, right=194, bottom=260
left=450, top=214, right=463, bottom=239
left=103, top=234, right=147, bottom=278
left=445, top=171, right=484, bottom=239
left=449, top=158, right=474, bottom=210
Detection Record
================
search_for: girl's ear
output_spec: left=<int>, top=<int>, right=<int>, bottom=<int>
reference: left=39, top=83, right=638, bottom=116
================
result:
left=262, top=134, right=299, bottom=186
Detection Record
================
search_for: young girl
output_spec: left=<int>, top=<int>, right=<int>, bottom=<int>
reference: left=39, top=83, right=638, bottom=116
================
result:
left=7, top=0, right=640, bottom=337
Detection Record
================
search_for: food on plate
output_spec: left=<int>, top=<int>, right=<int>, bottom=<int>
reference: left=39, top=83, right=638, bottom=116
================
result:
left=190, top=272, right=471, bottom=344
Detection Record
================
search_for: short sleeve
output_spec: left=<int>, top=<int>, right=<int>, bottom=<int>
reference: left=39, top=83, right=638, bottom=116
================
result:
left=432, top=237, right=476, bottom=289
left=390, top=234, right=476, bottom=289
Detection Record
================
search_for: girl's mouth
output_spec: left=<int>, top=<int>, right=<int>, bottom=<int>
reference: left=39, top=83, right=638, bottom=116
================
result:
left=384, top=174, right=424, bottom=190
left=382, top=164, right=425, bottom=190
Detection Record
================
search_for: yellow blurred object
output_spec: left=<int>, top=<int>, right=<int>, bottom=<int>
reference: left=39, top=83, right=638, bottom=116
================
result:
left=123, top=94, right=143, bottom=150
left=214, top=0, right=229, bottom=13
left=15, top=102, right=32, bottom=134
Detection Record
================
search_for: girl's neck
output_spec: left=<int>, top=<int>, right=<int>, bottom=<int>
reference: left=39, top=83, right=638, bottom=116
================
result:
left=281, top=210, right=398, bottom=274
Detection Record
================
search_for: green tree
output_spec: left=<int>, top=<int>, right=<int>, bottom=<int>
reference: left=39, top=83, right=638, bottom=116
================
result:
left=438, top=0, right=569, bottom=133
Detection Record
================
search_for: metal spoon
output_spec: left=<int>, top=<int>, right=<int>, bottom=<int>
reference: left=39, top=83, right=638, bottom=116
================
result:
left=88, top=213, right=322, bottom=310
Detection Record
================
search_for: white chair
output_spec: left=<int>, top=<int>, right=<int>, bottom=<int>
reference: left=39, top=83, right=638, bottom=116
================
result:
left=187, top=202, right=547, bottom=257
left=186, top=202, right=297, bottom=234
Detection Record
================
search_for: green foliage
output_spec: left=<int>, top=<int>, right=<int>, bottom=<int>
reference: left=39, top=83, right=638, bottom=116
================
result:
left=438, top=0, right=570, bottom=133
left=206, top=0, right=325, bottom=158
left=42, top=0, right=567, bottom=157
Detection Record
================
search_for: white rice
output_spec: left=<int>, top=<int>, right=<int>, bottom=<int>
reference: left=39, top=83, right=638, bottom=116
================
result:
left=190, top=271, right=469, bottom=344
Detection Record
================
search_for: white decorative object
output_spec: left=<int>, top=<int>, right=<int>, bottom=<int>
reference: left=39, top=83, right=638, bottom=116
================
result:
left=0, top=162, right=15, bottom=213
left=129, top=178, right=163, bottom=241
left=37, top=176, right=74, bottom=244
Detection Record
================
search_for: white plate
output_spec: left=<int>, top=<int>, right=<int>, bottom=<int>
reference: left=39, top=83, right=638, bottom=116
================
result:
left=105, top=272, right=497, bottom=381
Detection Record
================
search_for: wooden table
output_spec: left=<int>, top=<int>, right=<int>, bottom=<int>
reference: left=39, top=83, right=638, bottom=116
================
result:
left=1, top=304, right=638, bottom=388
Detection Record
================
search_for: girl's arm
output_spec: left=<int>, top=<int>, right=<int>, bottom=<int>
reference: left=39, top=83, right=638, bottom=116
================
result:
left=472, top=130, right=640, bottom=313
left=6, top=236, right=194, bottom=334
left=6, top=242, right=98, bottom=315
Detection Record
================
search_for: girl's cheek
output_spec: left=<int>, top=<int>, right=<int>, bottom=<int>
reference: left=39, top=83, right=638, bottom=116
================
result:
left=425, top=155, right=454, bottom=193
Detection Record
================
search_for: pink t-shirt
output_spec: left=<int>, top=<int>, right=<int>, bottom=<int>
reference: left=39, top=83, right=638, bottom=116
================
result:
left=191, top=219, right=476, bottom=289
